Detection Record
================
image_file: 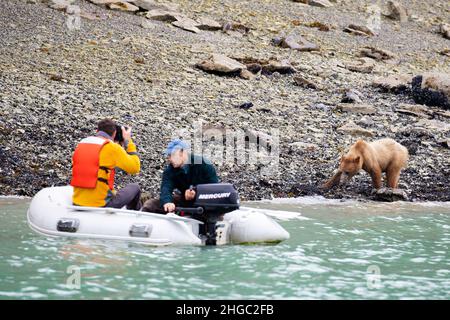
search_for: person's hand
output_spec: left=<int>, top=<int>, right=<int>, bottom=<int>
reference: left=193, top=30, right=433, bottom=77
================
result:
left=163, top=203, right=176, bottom=213
left=185, top=189, right=196, bottom=201
left=122, top=126, right=132, bottom=144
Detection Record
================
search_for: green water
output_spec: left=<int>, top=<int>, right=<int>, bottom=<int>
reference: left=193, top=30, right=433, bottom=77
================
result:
left=0, top=197, right=449, bottom=299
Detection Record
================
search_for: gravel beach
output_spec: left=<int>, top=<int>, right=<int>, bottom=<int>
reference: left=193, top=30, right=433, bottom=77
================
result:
left=0, top=0, right=449, bottom=201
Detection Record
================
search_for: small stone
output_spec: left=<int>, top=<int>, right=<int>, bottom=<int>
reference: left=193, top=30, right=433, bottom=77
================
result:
left=237, top=102, right=254, bottom=109
left=196, top=17, right=222, bottom=31
left=303, top=21, right=331, bottom=31
left=395, top=103, right=430, bottom=118
left=438, top=139, right=450, bottom=149
left=172, top=17, right=200, bottom=33
left=273, top=35, right=319, bottom=52
left=359, top=46, right=396, bottom=61
left=343, top=24, right=375, bottom=36
left=337, top=121, right=374, bottom=137
left=88, top=0, right=123, bottom=4
left=308, top=0, right=333, bottom=8
left=222, top=22, right=250, bottom=35
left=341, top=89, right=363, bottom=103
left=196, top=54, right=246, bottom=74
left=107, top=2, right=140, bottom=12
left=49, top=74, right=64, bottom=82
left=146, top=9, right=183, bottom=22
left=346, top=57, right=376, bottom=73
left=131, top=0, right=179, bottom=11
left=239, top=69, right=255, bottom=80
left=261, top=59, right=297, bottom=75
left=293, top=75, right=320, bottom=89
left=440, top=23, right=450, bottom=40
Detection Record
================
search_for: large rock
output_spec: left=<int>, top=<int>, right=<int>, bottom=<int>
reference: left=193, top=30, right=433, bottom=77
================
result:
left=337, top=121, right=374, bottom=137
left=372, top=74, right=412, bottom=93
left=346, top=57, right=376, bottom=73
left=411, top=73, right=450, bottom=109
left=359, top=46, right=396, bottom=61
left=385, top=1, right=408, bottom=23
left=196, top=54, right=246, bottom=74
left=374, top=188, right=408, bottom=202
left=272, top=35, right=319, bottom=52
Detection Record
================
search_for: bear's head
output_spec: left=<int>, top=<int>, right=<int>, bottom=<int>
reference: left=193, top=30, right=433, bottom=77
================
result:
left=339, top=155, right=362, bottom=184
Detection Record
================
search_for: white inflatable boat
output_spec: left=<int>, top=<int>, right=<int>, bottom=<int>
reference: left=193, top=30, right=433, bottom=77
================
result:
left=27, top=184, right=291, bottom=246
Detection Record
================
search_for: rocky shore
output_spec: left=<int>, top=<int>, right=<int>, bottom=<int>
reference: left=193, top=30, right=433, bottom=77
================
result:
left=0, top=0, right=449, bottom=202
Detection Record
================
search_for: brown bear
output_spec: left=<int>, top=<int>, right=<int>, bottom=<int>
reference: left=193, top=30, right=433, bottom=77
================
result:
left=321, top=138, right=409, bottom=190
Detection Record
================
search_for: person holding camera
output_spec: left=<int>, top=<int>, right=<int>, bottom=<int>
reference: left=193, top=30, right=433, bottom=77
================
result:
left=70, top=118, right=142, bottom=210
left=141, top=139, right=219, bottom=214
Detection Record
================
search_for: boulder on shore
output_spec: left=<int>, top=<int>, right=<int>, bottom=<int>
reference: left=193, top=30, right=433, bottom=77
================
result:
left=411, top=73, right=450, bottom=110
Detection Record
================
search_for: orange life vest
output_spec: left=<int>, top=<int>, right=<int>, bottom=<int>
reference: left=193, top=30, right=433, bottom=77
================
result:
left=70, top=136, right=115, bottom=190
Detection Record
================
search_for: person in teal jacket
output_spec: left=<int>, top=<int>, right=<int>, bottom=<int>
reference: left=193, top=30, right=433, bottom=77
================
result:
left=142, top=139, right=219, bottom=213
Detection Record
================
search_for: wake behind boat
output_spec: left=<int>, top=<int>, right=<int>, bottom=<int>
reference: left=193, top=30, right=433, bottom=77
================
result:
left=27, top=184, right=291, bottom=246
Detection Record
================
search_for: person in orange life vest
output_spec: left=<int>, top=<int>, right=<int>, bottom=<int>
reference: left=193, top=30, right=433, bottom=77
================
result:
left=71, top=118, right=142, bottom=210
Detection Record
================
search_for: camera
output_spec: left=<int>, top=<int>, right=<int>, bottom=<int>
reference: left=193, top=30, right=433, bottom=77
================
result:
left=114, top=125, right=128, bottom=143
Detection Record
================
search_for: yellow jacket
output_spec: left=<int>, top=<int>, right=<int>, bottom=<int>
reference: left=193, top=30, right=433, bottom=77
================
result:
left=72, top=138, right=140, bottom=207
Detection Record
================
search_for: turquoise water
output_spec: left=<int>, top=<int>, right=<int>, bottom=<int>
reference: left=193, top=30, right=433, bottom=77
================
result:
left=0, top=197, right=449, bottom=299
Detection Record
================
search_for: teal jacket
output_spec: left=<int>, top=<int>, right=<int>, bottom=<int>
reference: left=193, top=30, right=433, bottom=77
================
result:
left=160, top=154, right=219, bottom=206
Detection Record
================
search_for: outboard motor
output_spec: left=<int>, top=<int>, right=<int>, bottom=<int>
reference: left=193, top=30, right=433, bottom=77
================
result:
left=176, top=183, right=239, bottom=245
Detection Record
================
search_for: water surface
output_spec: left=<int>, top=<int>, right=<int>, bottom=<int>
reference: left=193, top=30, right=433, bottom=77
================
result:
left=0, top=197, right=449, bottom=299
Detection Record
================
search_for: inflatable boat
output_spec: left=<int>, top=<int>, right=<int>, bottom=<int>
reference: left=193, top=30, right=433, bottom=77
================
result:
left=27, top=183, right=291, bottom=246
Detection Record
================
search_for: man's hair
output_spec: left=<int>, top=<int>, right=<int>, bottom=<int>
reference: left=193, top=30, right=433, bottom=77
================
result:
left=97, top=119, right=116, bottom=137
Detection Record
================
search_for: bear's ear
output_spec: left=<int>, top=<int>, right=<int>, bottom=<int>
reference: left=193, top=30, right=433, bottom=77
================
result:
left=354, top=156, right=360, bottom=163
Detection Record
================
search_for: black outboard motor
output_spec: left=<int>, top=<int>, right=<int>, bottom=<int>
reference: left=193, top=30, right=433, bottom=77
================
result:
left=176, top=183, right=240, bottom=245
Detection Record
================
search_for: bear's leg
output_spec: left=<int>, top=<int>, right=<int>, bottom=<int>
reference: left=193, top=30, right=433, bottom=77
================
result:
left=387, top=166, right=401, bottom=188
left=370, top=168, right=382, bottom=189
left=321, top=170, right=342, bottom=189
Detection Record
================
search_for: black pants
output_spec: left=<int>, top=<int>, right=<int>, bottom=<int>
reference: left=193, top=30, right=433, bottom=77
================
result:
left=141, top=193, right=191, bottom=214
left=105, top=183, right=142, bottom=211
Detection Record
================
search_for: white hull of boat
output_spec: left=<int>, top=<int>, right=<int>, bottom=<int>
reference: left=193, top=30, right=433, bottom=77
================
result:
left=27, top=186, right=290, bottom=246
